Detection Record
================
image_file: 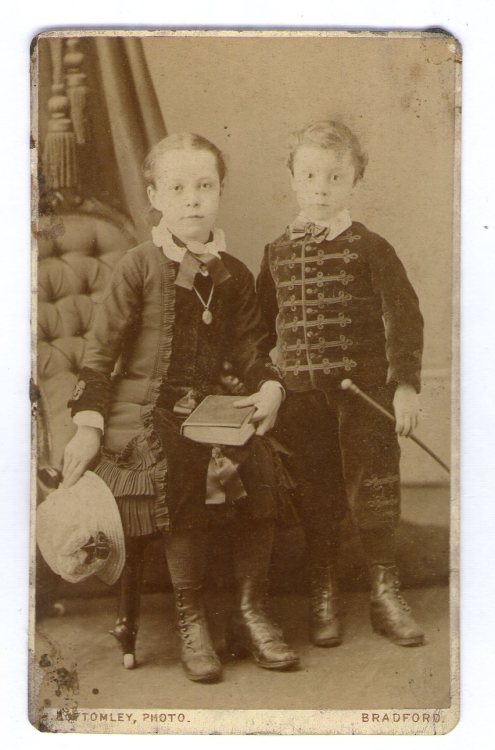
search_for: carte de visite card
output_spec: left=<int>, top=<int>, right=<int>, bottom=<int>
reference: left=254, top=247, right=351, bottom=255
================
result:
left=30, top=29, right=459, bottom=735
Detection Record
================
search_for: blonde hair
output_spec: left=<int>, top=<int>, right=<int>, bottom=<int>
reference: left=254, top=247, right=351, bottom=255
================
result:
left=287, top=120, right=368, bottom=183
left=142, top=132, right=227, bottom=186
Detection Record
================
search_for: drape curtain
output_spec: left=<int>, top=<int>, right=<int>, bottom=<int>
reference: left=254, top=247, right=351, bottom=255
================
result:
left=38, top=35, right=167, bottom=241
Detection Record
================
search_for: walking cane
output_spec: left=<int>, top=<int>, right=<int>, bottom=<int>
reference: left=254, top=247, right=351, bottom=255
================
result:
left=340, top=379, right=450, bottom=475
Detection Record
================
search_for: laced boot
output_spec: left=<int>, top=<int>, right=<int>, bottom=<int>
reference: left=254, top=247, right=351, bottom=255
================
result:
left=369, top=564, right=425, bottom=646
left=309, top=566, right=342, bottom=647
left=175, top=587, right=222, bottom=683
left=109, top=557, right=143, bottom=669
left=228, top=577, right=300, bottom=670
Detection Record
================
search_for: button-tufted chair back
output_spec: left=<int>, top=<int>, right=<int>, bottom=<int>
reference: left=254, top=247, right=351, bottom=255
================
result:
left=37, top=212, right=136, bottom=470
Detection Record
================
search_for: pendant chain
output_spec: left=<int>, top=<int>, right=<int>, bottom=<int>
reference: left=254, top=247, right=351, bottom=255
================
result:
left=193, top=283, right=215, bottom=324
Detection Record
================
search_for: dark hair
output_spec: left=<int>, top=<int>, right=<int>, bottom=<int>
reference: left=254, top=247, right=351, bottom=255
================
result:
left=287, top=120, right=368, bottom=183
left=142, top=132, right=227, bottom=186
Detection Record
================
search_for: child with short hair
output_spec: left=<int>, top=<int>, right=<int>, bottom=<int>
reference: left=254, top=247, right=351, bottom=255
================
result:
left=258, top=120, right=425, bottom=647
left=63, top=132, right=299, bottom=682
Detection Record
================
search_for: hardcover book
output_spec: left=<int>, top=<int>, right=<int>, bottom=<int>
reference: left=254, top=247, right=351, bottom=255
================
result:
left=180, top=394, right=256, bottom=445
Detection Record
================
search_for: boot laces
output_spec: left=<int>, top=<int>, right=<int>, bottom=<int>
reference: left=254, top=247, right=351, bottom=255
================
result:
left=310, top=574, right=337, bottom=611
left=181, top=622, right=206, bottom=651
left=176, top=598, right=208, bottom=649
left=310, top=593, right=331, bottom=615
left=393, top=579, right=411, bottom=612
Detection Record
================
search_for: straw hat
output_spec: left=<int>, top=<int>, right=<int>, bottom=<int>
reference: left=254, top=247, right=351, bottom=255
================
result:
left=37, top=471, right=125, bottom=585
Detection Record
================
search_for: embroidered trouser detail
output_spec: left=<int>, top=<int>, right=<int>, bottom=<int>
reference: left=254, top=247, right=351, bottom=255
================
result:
left=333, top=385, right=400, bottom=529
left=275, top=386, right=401, bottom=530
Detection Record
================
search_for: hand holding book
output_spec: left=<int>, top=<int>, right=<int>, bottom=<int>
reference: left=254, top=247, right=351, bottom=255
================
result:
left=180, top=396, right=255, bottom=445
left=233, top=380, right=284, bottom=436
left=180, top=383, right=285, bottom=445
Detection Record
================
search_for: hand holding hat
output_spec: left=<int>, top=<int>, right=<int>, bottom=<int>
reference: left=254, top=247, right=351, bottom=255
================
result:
left=37, top=471, right=125, bottom=585
left=62, top=425, right=102, bottom=488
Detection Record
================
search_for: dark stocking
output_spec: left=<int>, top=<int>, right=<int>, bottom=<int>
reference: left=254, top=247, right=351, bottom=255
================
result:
left=296, top=482, right=342, bottom=569
left=111, top=534, right=152, bottom=667
left=164, top=527, right=208, bottom=589
left=116, top=535, right=149, bottom=626
left=359, top=527, right=397, bottom=568
left=307, top=522, right=341, bottom=570
left=231, top=516, right=275, bottom=581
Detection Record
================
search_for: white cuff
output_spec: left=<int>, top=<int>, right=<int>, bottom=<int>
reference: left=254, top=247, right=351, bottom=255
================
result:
left=73, top=411, right=105, bottom=433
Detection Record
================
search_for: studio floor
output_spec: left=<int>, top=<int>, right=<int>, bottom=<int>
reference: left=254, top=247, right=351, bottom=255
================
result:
left=35, top=586, right=450, bottom=713
left=33, top=486, right=452, bottom=715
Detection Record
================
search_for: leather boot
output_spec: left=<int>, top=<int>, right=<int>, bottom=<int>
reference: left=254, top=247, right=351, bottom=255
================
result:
left=175, top=587, right=222, bottom=683
left=228, top=578, right=300, bottom=670
left=309, top=566, right=342, bottom=647
left=109, top=555, right=144, bottom=669
left=369, top=564, right=425, bottom=646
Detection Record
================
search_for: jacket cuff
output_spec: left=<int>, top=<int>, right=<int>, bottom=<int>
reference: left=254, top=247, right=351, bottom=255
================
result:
left=68, top=367, right=112, bottom=418
left=388, top=367, right=421, bottom=394
left=245, top=360, right=285, bottom=394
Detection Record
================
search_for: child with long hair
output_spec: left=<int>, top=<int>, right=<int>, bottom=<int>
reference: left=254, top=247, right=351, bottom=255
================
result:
left=62, top=133, right=299, bottom=682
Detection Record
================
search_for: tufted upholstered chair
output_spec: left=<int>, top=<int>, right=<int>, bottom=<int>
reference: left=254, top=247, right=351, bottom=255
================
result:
left=36, top=209, right=137, bottom=614
left=37, top=210, right=137, bottom=474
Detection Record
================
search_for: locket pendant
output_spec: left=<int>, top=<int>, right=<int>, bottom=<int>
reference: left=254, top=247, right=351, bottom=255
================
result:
left=193, top=281, right=214, bottom=325
left=202, top=309, right=213, bottom=325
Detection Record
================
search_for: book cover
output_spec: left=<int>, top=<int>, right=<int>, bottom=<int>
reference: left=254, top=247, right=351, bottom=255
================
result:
left=180, top=395, right=256, bottom=445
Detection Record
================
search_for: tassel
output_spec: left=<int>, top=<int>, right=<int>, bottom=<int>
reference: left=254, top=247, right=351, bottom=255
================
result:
left=42, top=39, right=79, bottom=191
left=67, top=81, right=89, bottom=145
left=43, top=129, right=78, bottom=190
left=64, top=39, right=89, bottom=145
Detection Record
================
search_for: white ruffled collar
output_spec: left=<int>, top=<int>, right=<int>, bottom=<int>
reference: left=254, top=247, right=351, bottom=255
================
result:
left=151, top=218, right=226, bottom=263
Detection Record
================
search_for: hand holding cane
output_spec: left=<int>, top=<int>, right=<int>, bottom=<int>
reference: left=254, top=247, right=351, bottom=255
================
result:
left=340, top=379, right=450, bottom=475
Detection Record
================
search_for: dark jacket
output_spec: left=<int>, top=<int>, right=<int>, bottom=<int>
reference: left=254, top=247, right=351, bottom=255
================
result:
left=257, top=221, right=424, bottom=394
left=69, top=241, right=283, bottom=520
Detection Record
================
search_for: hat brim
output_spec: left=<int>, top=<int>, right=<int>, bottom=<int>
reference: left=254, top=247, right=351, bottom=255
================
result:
left=37, top=471, right=125, bottom=586
left=85, top=472, right=126, bottom=586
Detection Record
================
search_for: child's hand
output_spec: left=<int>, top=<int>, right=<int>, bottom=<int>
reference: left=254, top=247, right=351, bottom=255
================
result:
left=62, top=426, right=102, bottom=488
left=233, top=380, right=284, bottom=436
left=393, top=384, right=419, bottom=437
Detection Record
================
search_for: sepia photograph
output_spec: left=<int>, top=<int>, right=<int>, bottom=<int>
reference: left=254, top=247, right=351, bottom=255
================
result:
left=30, top=29, right=459, bottom=735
